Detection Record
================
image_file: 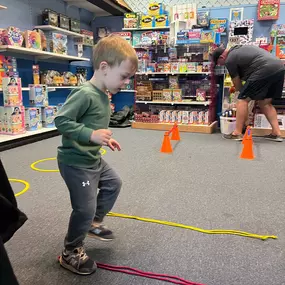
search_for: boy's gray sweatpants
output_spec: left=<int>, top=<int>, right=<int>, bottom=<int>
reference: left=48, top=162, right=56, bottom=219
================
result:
left=58, top=159, right=122, bottom=250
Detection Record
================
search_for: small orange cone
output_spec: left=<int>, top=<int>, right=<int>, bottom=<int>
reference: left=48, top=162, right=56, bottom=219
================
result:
left=160, top=132, right=173, bottom=153
left=171, top=124, right=180, bottom=141
left=240, top=127, right=254, bottom=160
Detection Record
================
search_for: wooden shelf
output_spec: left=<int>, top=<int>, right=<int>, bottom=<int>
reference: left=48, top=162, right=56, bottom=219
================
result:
left=0, top=45, right=90, bottom=62
left=136, top=100, right=211, bottom=106
left=123, top=27, right=170, bottom=31
left=252, top=127, right=285, bottom=138
left=34, top=25, right=84, bottom=38
left=132, top=121, right=217, bottom=134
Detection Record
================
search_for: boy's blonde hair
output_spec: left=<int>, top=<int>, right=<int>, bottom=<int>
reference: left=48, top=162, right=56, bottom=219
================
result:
left=93, top=35, right=138, bottom=70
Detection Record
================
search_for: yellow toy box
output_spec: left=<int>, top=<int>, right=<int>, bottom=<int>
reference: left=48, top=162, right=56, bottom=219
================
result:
left=148, top=2, right=165, bottom=16
left=154, top=14, right=169, bottom=28
left=141, top=15, right=154, bottom=28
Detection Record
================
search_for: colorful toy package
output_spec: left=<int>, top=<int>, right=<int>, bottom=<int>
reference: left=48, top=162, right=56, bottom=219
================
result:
left=24, top=30, right=42, bottom=50
left=2, top=26, right=24, bottom=46
left=2, top=76, right=23, bottom=106
left=29, top=84, right=49, bottom=107
left=148, top=2, right=165, bottom=16
left=197, top=11, right=210, bottom=27
left=124, top=13, right=139, bottom=29
left=49, top=32, right=68, bottom=55
left=196, top=89, right=206, bottom=101
left=0, top=56, right=18, bottom=87
left=2, top=106, right=25, bottom=135
left=42, top=106, right=57, bottom=128
left=25, top=107, right=42, bottom=131
left=209, top=18, right=228, bottom=34
left=154, top=15, right=169, bottom=28
left=141, top=15, right=154, bottom=28
left=258, top=0, right=280, bottom=20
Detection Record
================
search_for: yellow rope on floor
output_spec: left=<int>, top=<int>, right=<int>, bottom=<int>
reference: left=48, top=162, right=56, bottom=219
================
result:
left=107, top=212, right=277, bottom=241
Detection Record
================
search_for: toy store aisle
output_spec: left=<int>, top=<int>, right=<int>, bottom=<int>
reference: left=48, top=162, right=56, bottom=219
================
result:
left=2, top=129, right=285, bottom=285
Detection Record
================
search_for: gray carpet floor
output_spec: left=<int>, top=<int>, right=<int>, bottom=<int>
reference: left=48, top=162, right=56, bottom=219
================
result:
left=1, top=128, right=285, bottom=285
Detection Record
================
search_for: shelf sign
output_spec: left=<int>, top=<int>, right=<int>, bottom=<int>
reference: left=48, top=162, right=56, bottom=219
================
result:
left=257, top=0, right=280, bottom=21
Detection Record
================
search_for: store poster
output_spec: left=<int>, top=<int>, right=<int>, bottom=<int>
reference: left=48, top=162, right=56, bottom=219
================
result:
left=209, top=18, right=228, bottom=34
left=229, top=8, right=243, bottom=21
left=257, top=0, right=280, bottom=20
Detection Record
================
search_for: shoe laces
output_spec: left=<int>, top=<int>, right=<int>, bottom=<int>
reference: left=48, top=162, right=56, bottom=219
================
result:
left=75, top=247, right=88, bottom=261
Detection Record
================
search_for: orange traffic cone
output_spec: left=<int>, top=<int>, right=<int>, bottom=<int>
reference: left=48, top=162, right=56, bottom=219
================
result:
left=160, top=132, right=173, bottom=153
left=240, top=127, right=254, bottom=160
left=171, top=124, right=180, bottom=141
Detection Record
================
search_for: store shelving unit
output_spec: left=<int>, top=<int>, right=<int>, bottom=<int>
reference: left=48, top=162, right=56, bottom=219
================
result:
left=123, top=27, right=170, bottom=31
left=131, top=36, right=219, bottom=134
left=136, top=100, right=211, bottom=106
left=132, top=121, right=217, bottom=133
left=0, top=45, right=90, bottom=62
left=0, top=127, right=59, bottom=151
left=34, top=25, right=85, bottom=38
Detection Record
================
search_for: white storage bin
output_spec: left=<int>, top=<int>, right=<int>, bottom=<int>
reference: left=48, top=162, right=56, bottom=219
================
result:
left=220, top=116, right=236, bottom=135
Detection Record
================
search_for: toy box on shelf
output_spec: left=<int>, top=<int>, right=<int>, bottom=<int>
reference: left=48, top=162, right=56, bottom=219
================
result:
left=271, top=24, right=285, bottom=59
left=24, top=30, right=42, bottom=50
left=0, top=105, right=25, bottom=135
left=47, top=32, right=68, bottom=55
left=29, top=84, right=49, bottom=107
left=42, top=106, right=57, bottom=128
left=74, top=29, right=94, bottom=46
left=2, top=76, right=23, bottom=107
left=25, top=107, right=42, bottom=131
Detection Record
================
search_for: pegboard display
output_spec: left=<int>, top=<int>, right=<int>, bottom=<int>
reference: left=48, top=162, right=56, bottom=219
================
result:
left=125, top=0, right=263, bottom=12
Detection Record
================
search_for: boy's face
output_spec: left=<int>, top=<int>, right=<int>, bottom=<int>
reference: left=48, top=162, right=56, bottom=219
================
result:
left=103, top=59, right=136, bottom=94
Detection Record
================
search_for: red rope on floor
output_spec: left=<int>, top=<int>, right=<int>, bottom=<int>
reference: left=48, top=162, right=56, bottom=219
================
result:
left=97, top=262, right=206, bottom=285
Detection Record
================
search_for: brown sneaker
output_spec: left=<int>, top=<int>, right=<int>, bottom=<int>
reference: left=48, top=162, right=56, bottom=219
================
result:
left=223, top=133, right=243, bottom=141
left=59, top=247, right=97, bottom=275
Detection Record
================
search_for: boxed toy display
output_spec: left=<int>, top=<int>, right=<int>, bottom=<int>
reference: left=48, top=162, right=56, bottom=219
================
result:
left=29, top=84, right=49, bottom=107
left=42, top=9, right=58, bottom=27
left=24, top=30, right=42, bottom=50
left=0, top=106, right=25, bottom=134
left=0, top=56, right=18, bottom=87
left=48, top=32, right=68, bottom=55
left=148, top=2, right=165, bottom=16
left=42, top=106, right=57, bottom=128
left=154, top=15, right=169, bottom=28
left=25, top=107, right=42, bottom=131
left=141, top=15, right=154, bottom=28
left=2, top=76, right=23, bottom=106
left=2, top=26, right=24, bottom=46
left=58, top=14, right=70, bottom=30
left=70, top=18, right=80, bottom=33
left=124, top=13, right=139, bottom=29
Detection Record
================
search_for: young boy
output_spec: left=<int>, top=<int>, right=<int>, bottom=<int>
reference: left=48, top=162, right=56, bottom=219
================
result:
left=55, top=35, right=138, bottom=275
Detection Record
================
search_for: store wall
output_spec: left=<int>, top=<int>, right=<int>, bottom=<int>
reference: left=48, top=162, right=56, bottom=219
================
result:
left=0, top=0, right=94, bottom=106
left=208, top=4, right=285, bottom=43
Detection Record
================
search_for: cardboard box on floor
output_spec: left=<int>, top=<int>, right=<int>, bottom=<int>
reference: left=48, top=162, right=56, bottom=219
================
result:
left=254, top=113, right=285, bottom=130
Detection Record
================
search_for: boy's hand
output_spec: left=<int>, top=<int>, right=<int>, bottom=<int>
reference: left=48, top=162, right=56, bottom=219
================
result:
left=90, top=129, right=112, bottom=145
left=108, top=139, right=121, bottom=151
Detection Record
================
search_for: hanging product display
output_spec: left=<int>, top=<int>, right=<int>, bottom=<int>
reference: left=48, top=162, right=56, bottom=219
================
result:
left=257, top=0, right=280, bottom=21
